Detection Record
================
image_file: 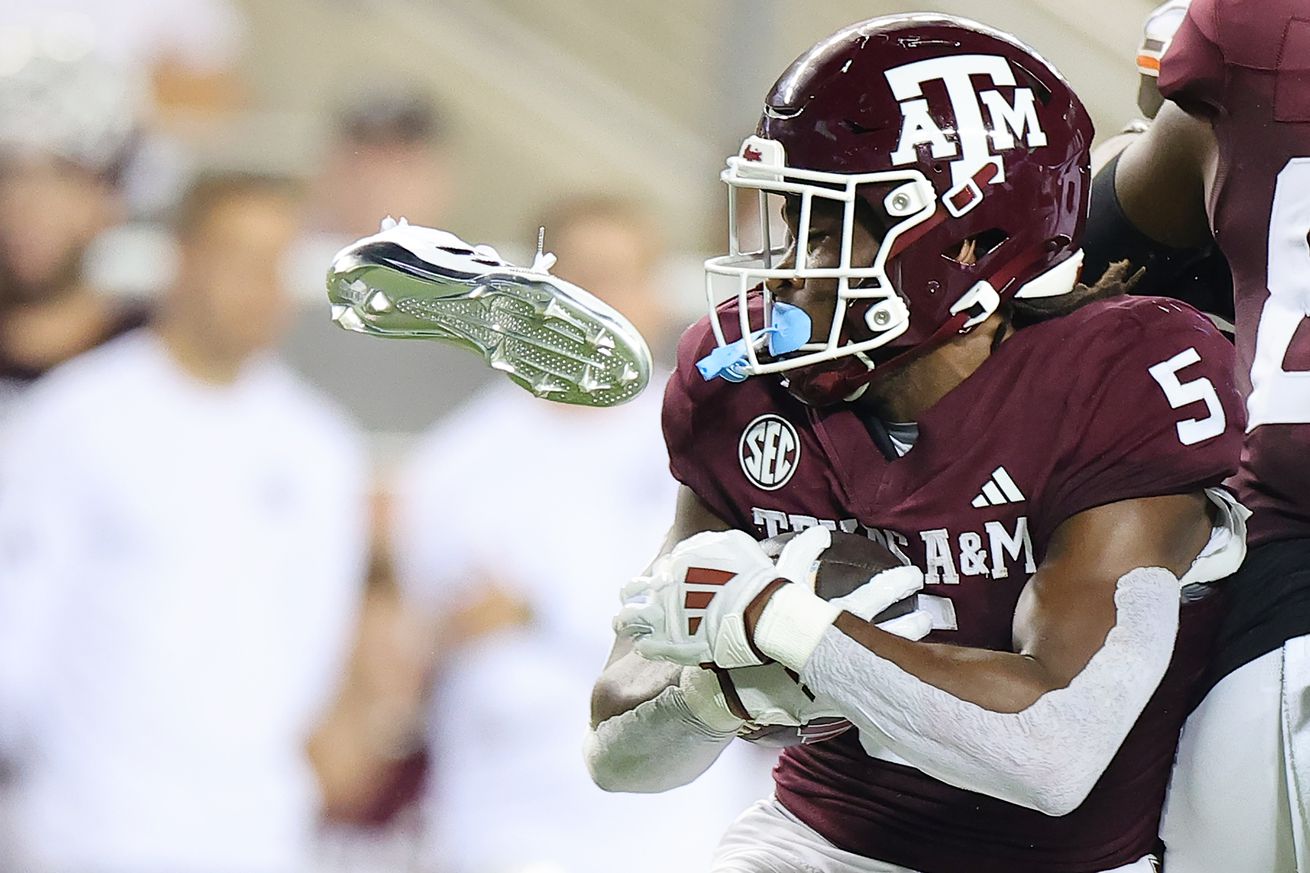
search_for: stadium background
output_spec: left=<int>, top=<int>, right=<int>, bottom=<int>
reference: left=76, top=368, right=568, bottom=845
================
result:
left=76, top=0, right=1155, bottom=437
left=0, top=1, right=1168, bottom=871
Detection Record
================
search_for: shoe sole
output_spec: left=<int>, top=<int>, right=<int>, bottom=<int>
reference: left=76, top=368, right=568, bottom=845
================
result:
left=326, top=247, right=652, bottom=407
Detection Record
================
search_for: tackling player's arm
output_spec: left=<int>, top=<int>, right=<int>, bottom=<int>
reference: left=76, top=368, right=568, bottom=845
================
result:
left=585, top=484, right=742, bottom=793
left=743, top=491, right=1213, bottom=815
left=1106, top=101, right=1215, bottom=248
left=1083, top=101, right=1217, bottom=292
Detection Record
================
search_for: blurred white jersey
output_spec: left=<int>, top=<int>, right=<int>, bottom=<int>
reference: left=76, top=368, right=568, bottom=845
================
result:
left=0, top=330, right=368, bottom=873
left=393, top=380, right=775, bottom=873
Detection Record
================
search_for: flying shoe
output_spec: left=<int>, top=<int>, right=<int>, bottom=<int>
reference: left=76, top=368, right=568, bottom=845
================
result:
left=326, top=218, right=652, bottom=407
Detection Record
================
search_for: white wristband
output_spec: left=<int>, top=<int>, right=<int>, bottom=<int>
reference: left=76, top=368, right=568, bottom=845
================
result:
left=753, top=582, right=842, bottom=671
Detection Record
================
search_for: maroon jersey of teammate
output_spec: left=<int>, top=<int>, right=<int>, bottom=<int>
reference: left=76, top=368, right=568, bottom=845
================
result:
left=1159, top=0, right=1310, bottom=546
left=663, top=293, right=1242, bottom=873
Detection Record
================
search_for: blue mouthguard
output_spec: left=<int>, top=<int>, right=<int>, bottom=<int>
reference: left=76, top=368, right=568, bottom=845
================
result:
left=696, top=302, right=812, bottom=383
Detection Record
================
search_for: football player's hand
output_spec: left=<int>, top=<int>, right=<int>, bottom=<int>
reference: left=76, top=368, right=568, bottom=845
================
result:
left=745, top=548, right=930, bottom=671
left=614, top=529, right=818, bottom=668
left=829, top=565, right=933, bottom=642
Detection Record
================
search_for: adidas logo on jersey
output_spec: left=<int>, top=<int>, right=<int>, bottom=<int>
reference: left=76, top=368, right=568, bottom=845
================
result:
left=971, top=467, right=1025, bottom=508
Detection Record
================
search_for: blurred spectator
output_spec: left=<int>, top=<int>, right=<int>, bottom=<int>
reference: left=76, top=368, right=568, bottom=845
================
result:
left=390, top=195, right=773, bottom=873
left=0, top=1, right=246, bottom=121
left=284, top=84, right=480, bottom=436
left=310, top=487, right=434, bottom=873
left=0, top=45, right=149, bottom=422
left=0, top=9, right=246, bottom=219
left=309, top=86, right=456, bottom=239
left=0, top=171, right=369, bottom=873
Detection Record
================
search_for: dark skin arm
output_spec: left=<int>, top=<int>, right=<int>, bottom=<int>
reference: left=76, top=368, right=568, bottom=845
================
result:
left=1113, top=100, right=1219, bottom=248
left=745, top=491, right=1212, bottom=713
left=589, top=485, right=729, bottom=727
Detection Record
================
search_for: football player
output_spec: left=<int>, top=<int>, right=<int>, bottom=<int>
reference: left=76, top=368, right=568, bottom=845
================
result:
left=587, top=15, right=1248, bottom=873
left=1084, top=0, right=1234, bottom=330
left=1082, top=0, right=1310, bottom=869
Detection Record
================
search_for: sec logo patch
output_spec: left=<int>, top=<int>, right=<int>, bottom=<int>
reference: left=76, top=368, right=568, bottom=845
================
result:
left=739, top=414, right=800, bottom=490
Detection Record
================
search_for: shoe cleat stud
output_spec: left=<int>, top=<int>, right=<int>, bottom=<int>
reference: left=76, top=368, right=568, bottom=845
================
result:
left=543, top=299, right=586, bottom=330
left=337, top=308, right=366, bottom=331
left=532, top=375, right=566, bottom=396
left=366, top=290, right=393, bottom=313
left=578, top=367, right=612, bottom=395
left=330, top=304, right=349, bottom=322
left=488, top=340, right=516, bottom=373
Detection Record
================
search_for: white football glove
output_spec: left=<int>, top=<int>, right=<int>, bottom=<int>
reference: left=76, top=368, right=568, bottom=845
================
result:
left=752, top=548, right=931, bottom=671
left=828, top=566, right=934, bottom=642
left=614, top=529, right=791, bottom=668
left=722, top=568, right=935, bottom=728
left=719, top=662, right=842, bottom=727
left=614, top=526, right=933, bottom=671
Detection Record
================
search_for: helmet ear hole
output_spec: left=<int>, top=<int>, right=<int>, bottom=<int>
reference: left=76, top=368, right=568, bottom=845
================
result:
left=941, top=228, right=1010, bottom=264
left=972, top=228, right=1009, bottom=257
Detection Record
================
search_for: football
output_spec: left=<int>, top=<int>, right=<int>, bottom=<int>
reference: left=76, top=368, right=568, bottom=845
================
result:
left=717, top=530, right=915, bottom=747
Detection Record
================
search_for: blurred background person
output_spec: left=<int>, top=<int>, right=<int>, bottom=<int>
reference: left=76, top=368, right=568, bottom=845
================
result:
left=308, top=86, right=456, bottom=240
left=0, top=170, right=369, bottom=873
left=0, top=0, right=246, bottom=125
left=310, top=486, right=435, bottom=873
left=388, top=194, right=774, bottom=873
left=0, top=0, right=248, bottom=216
left=284, top=83, right=482, bottom=435
left=0, top=45, right=150, bottom=422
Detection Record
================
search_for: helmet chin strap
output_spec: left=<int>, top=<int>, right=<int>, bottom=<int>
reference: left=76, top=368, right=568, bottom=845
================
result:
left=937, top=246, right=1084, bottom=340
left=948, top=281, right=1002, bottom=330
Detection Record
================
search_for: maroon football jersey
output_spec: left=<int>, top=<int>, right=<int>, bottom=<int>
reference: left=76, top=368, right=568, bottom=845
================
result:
left=1159, top=0, right=1310, bottom=546
left=663, top=294, right=1243, bottom=872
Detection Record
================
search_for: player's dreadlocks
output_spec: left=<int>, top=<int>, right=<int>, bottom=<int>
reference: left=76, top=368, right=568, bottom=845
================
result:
left=990, top=260, right=1144, bottom=352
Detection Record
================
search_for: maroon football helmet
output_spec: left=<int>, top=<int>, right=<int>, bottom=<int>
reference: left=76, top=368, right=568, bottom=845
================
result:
left=703, top=14, right=1095, bottom=406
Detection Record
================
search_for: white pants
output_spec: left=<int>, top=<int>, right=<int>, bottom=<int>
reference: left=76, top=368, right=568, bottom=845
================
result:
left=711, top=797, right=1158, bottom=873
left=1161, top=638, right=1310, bottom=872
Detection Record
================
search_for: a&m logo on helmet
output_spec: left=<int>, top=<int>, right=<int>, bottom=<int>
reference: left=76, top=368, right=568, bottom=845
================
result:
left=885, top=55, right=1048, bottom=216
left=739, top=414, right=801, bottom=490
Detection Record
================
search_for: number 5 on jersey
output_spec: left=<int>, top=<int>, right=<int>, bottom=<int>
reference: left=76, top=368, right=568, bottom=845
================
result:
left=1148, top=348, right=1226, bottom=445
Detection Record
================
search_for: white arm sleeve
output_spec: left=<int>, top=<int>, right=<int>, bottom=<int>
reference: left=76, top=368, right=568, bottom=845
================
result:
left=585, top=666, right=743, bottom=794
left=800, top=567, right=1181, bottom=816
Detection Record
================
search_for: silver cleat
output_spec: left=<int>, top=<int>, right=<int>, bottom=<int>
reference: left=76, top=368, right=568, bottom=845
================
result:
left=325, top=217, right=653, bottom=407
